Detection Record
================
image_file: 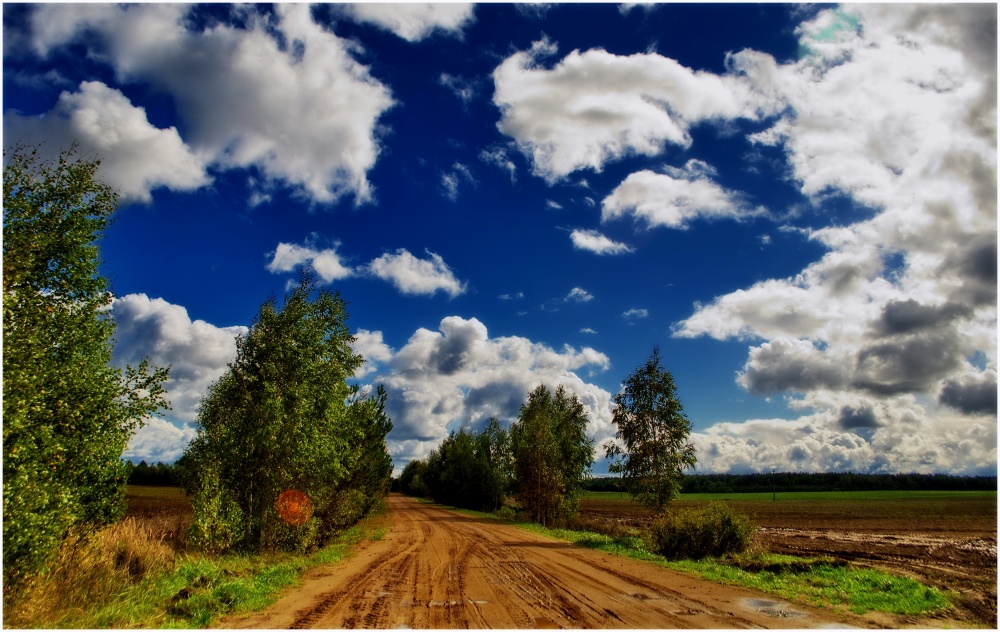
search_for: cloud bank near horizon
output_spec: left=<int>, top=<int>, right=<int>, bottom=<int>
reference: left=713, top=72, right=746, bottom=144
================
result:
left=672, top=4, right=997, bottom=475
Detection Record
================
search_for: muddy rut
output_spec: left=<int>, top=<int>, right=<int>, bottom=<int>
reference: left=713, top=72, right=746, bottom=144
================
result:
left=226, top=495, right=857, bottom=629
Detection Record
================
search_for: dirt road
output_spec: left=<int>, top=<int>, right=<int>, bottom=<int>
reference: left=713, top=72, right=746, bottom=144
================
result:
left=227, top=495, right=856, bottom=629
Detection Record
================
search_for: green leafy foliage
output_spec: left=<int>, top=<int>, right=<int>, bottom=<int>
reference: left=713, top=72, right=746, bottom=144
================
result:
left=416, top=417, right=513, bottom=512
left=409, top=385, right=594, bottom=524
left=3, top=145, right=170, bottom=594
left=397, top=459, right=430, bottom=498
left=181, top=274, right=392, bottom=553
left=479, top=417, right=514, bottom=512
left=605, top=347, right=696, bottom=512
left=646, top=502, right=756, bottom=560
left=127, top=461, right=182, bottom=486
left=510, top=385, right=594, bottom=526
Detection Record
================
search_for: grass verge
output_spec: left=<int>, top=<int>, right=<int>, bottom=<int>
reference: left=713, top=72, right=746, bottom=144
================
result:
left=668, top=553, right=950, bottom=616
left=5, top=502, right=389, bottom=629
left=510, top=520, right=950, bottom=618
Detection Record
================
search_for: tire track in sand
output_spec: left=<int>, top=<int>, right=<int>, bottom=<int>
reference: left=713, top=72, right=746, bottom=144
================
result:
left=226, top=495, right=861, bottom=629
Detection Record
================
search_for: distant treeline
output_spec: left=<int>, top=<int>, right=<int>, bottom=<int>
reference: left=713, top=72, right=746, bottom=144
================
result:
left=585, top=472, right=997, bottom=494
left=126, top=460, right=181, bottom=487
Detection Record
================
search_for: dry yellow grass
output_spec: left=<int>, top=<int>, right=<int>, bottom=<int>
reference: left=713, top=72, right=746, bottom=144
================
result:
left=5, top=516, right=180, bottom=627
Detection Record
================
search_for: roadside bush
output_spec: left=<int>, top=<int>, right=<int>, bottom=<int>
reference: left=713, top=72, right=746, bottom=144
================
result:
left=318, top=488, right=371, bottom=535
left=493, top=505, right=518, bottom=521
left=185, top=470, right=244, bottom=554
left=646, top=502, right=755, bottom=560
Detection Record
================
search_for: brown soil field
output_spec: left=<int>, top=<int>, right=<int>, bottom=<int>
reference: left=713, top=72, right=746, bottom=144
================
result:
left=225, top=494, right=873, bottom=629
left=579, top=492, right=998, bottom=627
left=125, top=485, right=193, bottom=548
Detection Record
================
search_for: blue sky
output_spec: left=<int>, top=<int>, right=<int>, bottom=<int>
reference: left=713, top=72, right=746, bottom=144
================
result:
left=4, top=3, right=996, bottom=475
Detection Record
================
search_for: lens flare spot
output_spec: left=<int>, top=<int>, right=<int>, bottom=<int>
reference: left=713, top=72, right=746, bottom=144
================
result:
left=276, top=489, right=312, bottom=526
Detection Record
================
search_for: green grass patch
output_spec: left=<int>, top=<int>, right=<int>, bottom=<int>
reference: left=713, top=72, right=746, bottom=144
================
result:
left=668, top=553, right=950, bottom=616
left=507, top=518, right=950, bottom=618
left=675, top=490, right=996, bottom=502
left=515, top=522, right=662, bottom=562
left=141, top=520, right=387, bottom=628
left=9, top=503, right=389, bottom=629
left=583, top=489, right=997, bottom=503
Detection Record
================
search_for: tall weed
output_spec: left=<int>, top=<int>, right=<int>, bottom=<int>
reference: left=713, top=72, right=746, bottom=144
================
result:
left=646, top=501, right=755, bottom=560
left=5, top=517, right=177, bottom=627
left=5, top=497, right=390, bottom=628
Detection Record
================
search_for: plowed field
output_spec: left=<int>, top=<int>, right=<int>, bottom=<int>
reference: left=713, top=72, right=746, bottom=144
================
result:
left=224, top=495, right=864, bottom=629
left=579, top=491, right=998, bottom=627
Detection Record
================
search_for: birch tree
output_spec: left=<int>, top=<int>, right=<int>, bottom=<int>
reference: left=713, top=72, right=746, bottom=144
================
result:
left=605, top=347, right=696, bottom=512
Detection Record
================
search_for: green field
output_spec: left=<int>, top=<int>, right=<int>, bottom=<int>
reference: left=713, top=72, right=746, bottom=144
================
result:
left=580, top=489, right=997, bottom=535
left=680, top=489, right=995, bottom=502
left=585, top=489, right=996, bottom=502
left=126, top=485, right=188, bottom=500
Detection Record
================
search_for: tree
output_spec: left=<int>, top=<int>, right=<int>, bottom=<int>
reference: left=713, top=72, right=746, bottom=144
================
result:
left=550, top=385, right=594, bottom=517
left=412, top=418, right=511, bottom=512
left=397, top=459, right=429, bottom=498
left=478, top=417, right=513, bottom=512
left=510, top=385, right=594, bottom=526
left=604, top=347, right=696, bottom=512
left=3, top=145, right=169, bottom=592
left=329, top=384, right=393, bottom=527
left=182, top=273, right=392, bottom=552
left=432, top=429, right=480, bottom=508
left=511, top=386, right=561, bottom=526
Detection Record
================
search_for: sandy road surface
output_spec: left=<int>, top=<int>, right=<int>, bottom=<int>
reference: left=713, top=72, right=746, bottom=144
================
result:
left=227, top=495, right=856, bottom=629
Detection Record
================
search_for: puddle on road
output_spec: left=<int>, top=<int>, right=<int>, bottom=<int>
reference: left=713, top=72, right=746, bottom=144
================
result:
left=742, top=598, right=806, bottom=618
left=426, top=598, right=489, bottom=607
left=628, top=591, right=663, bottom=601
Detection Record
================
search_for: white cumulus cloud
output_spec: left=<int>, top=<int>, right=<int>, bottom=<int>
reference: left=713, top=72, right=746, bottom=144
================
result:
left=440, top=162, right=476, bottom=202
left=566, top=287, right=594, bottom=303
left=111, top=294, right=247, bottom=462
left=367, top=249, right=467, bottom=298
left=124, top=417, right=198, bottom=464
left=479, top=145, right=518, bottom=183
left=266, top=240, right=354, bottom=283
left=675, top=4, right=996, bottom=474
left=492, top=40, right=780, bottom=182
left=21, top=3, right=395, bottom=205
left=359, top=316, right=615, bottom=467
left=602, top=161, right=766, bottom=230
left=570, top=229, right=635, bottom=255
left=352, top=329, right=396, bottom=378
left=336, top=3, right=475, bottom=42
left=4, top=81, right=209, bottom=204
left=623, top=308, right=649, bottom=320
